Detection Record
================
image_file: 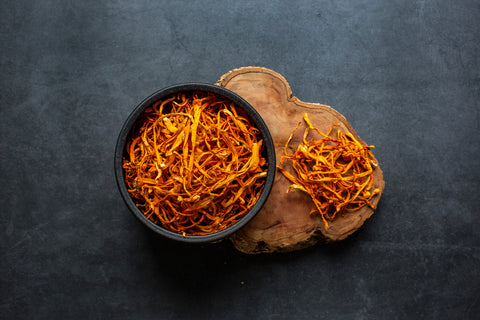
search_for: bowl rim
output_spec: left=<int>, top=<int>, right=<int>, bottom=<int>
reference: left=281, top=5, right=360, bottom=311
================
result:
left=114, top=83, right=276, bottom=243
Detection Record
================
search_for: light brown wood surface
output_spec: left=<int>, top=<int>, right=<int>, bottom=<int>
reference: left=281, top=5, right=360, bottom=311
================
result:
left=216, top=67, right=385, bottom=254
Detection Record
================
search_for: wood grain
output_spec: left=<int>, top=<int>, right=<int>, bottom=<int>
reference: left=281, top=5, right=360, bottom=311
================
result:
left=216, top=67, right=385, bottom=253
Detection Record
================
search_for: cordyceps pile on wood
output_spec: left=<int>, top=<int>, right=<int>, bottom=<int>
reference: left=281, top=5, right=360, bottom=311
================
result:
left=122, top=91, right=268, bottom=236
left=277, top=113, right=380, bottom=228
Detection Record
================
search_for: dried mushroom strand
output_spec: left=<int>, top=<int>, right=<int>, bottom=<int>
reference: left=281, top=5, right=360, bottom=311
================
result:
left=278, top=113, right=380, bottom=228
left=123, top=91, right=268, bottom=236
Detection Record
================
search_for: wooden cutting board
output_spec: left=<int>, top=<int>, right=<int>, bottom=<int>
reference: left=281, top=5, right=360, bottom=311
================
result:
left=216, top=67, right=385, bottom=254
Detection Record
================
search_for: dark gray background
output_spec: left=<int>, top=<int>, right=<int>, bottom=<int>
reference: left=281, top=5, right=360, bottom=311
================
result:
left=1, top=0, right=479, bottom=319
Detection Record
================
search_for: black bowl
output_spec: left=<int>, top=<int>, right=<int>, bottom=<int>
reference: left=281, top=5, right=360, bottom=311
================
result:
left=114, top=83, right=275, bottom=243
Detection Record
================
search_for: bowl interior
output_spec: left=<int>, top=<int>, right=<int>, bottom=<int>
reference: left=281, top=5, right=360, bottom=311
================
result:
left=114, top=83, right=275, bottom=243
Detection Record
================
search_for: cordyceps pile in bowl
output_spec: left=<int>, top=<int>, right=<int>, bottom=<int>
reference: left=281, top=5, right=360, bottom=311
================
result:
left=114, top=84, right=275, bottom=243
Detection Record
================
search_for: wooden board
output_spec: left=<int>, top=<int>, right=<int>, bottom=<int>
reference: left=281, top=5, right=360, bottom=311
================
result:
left=216, top=67, right=385, bottom=254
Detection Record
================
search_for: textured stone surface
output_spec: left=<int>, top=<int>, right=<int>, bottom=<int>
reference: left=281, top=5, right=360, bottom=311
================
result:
left=1, top=0, right=479, bottom=319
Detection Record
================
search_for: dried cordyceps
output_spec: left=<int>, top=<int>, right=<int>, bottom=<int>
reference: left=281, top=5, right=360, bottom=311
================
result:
left=278, top=113, right=380, bottom=228
left=123, top=91, right=267, bottom=236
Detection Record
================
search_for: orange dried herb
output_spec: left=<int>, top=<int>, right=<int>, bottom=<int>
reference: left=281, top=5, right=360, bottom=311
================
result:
left=278, top=113, right=380, bottom=228
left=123, top=91, right=268, bottom=236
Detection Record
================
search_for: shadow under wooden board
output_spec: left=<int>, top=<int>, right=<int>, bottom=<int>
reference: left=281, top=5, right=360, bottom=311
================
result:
left=216, top=67, right=385, bottom=254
